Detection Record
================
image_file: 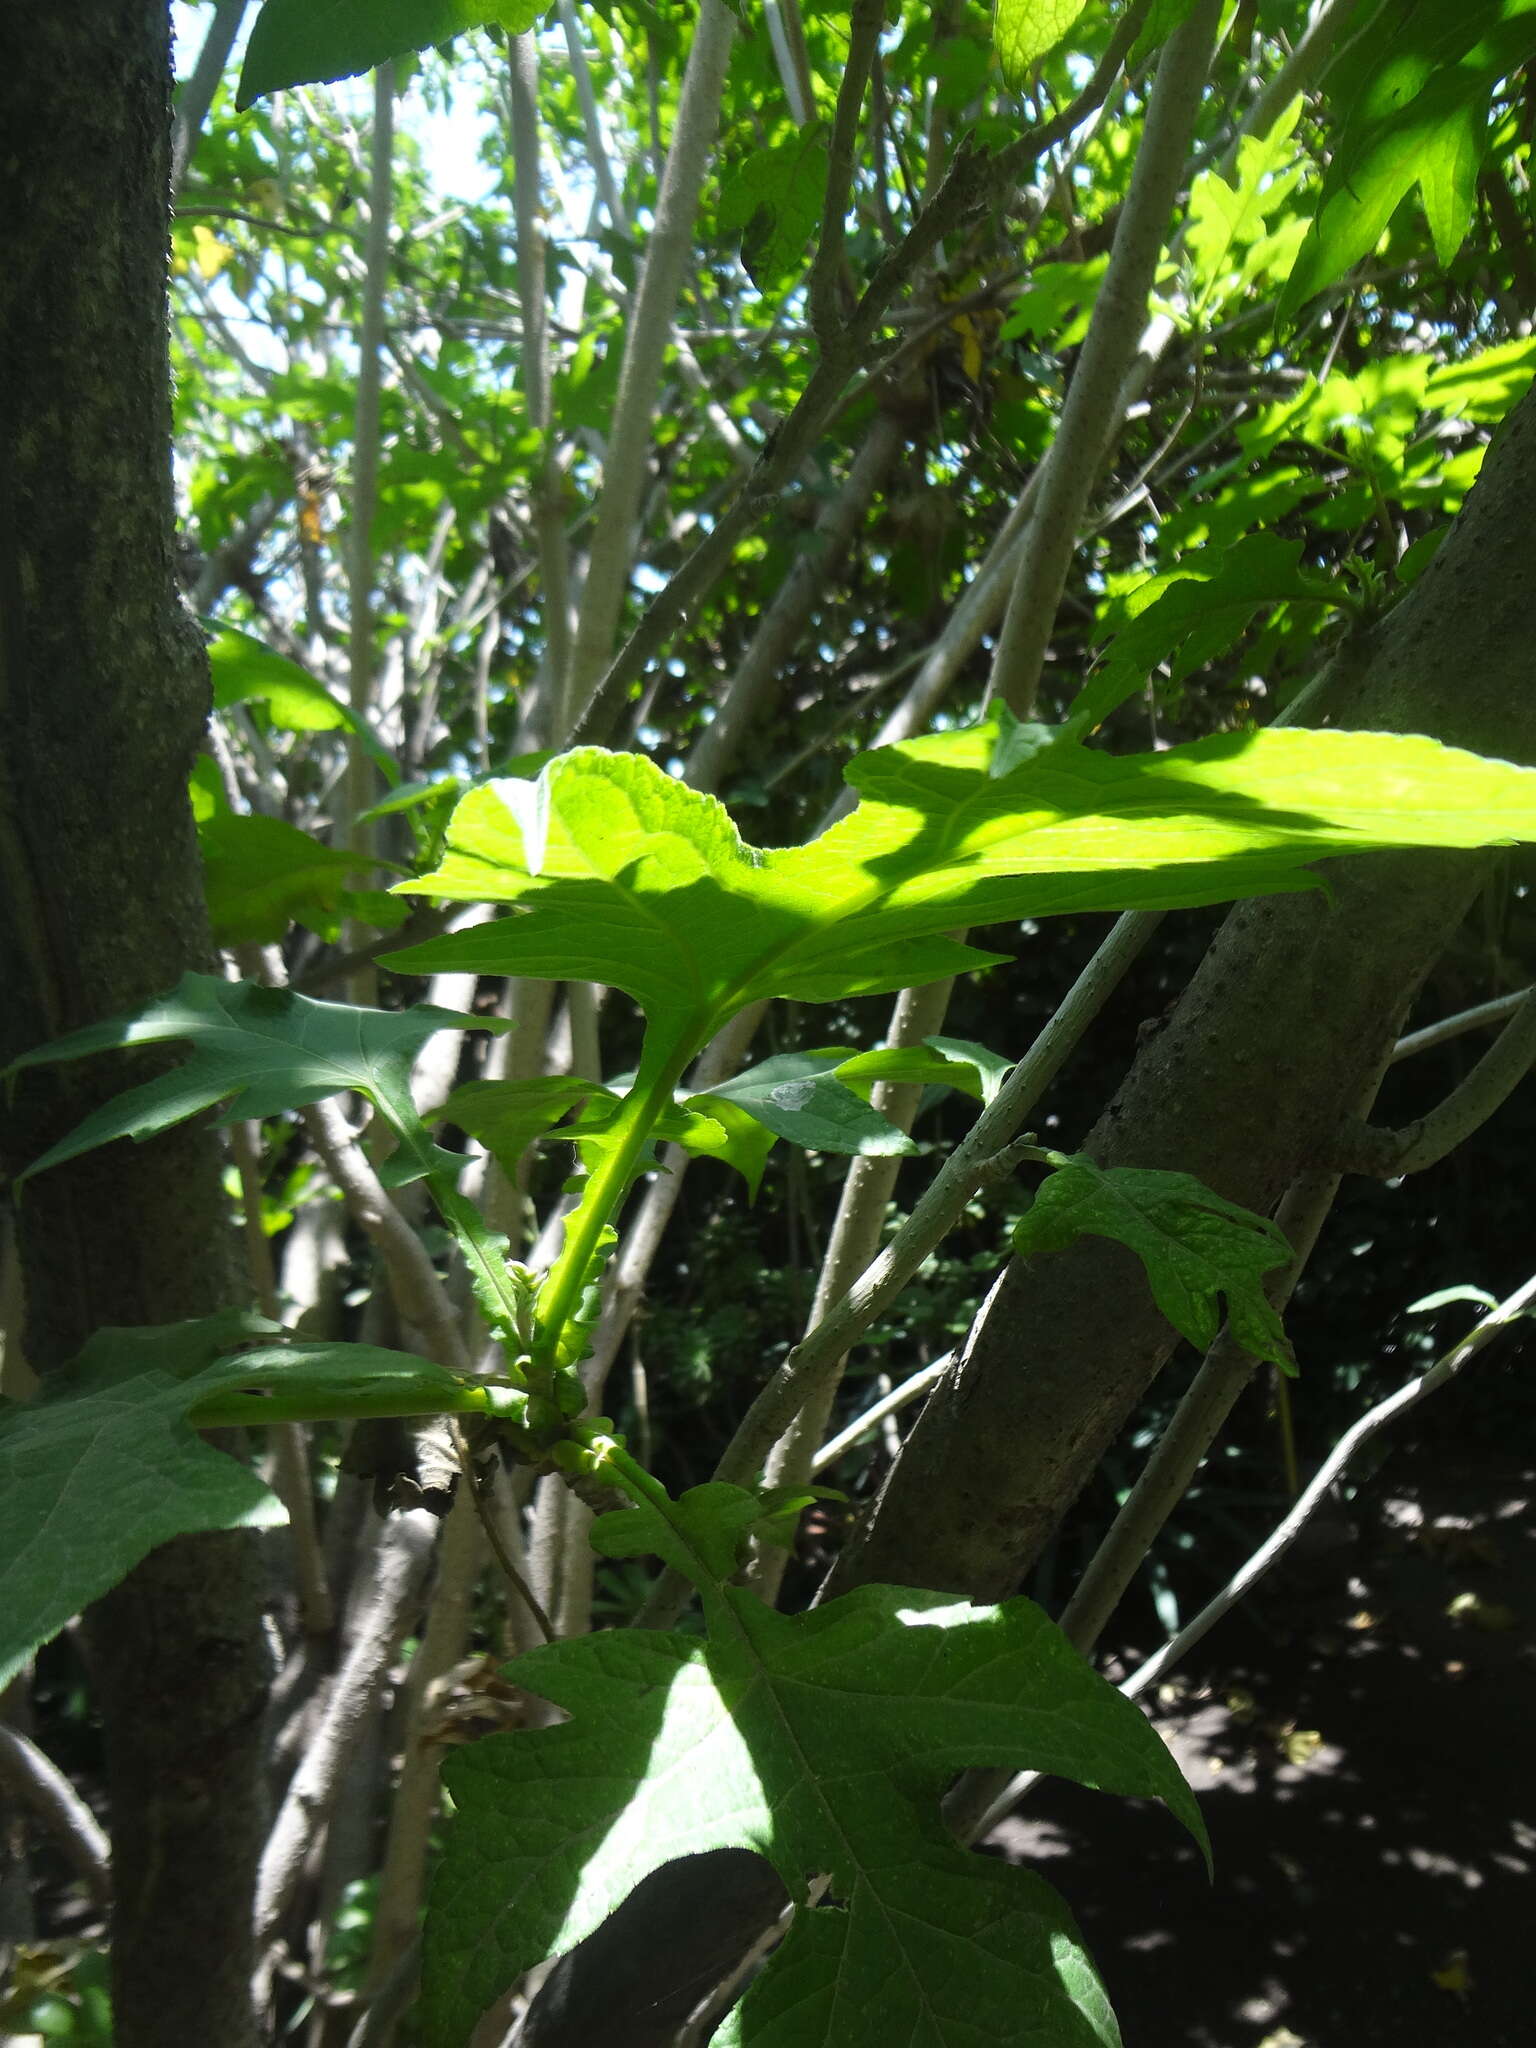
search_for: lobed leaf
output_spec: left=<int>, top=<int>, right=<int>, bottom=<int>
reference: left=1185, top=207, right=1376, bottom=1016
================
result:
left=4, top=974, right=504, bottom=1189
left=422, top=1539, right=1206, bottom=2048
left=390, top=726, right=1536, bottom=1077
left=1280, top=1, right=1536, bottom=318
left=1013, top=1157, right=1294, bottom=1368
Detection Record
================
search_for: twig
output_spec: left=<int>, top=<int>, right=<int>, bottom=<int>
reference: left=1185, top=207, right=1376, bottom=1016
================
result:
left=636, top=909, right=1163, bottom=1628
left=0, top=1719, right=112, bottom=1908
left=987, top=0, right=1227, bottom=717
left=1337, top=986, right=1536, bottom=1178
left=811, top=1353, right=952, bottom=1474
left=955, top=1266, right=1536, bottom=1844
left=256, top=1508, right=438, bottom=1938
left=1391, top=985, right=1535, bottom=1062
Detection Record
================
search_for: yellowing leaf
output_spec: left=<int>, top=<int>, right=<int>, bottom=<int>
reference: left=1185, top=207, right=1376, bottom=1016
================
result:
left=191, top=224, right=232, bottom=279
left=1445, top=1590, right=1518, bottom=1631
left=1431, top=1951, right=1472, bottom=1995
left=1280, top=1727, right=1323, bottom=1767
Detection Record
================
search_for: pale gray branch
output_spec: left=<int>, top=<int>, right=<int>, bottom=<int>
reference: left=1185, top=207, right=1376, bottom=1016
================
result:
left=0, top=1719, right=112, bottom=1908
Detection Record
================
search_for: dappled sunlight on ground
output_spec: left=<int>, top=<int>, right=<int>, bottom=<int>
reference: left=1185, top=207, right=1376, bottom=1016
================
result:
left=983, top=1444, right=1536, bottom=2047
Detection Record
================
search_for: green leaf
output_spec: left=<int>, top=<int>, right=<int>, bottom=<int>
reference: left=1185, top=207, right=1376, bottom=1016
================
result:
left=238, top=0, right=546, bottom=107
left=1013, top=1157, right=1294, bottom=1368
left=1280, top=1, right=1536, bottom=319
left=208, top=624, right=399, bottom=783
left=1405, top=1284, right=1501, bottom=1314
left=993, top=0, right=1089, bottom=88
left=1071, top=535, right=1336, bottom=736
left=197, top=810, right=372, bottom=945
left=1425, top=338, right=1536, bottom=423
left=0, top=1315, right=483, bottom=1689
left=1184, top=98, right=1307, bottom=318
left=669, top=1095, right=778, bottom=1196
left=389, top=729, right=1536, bottom=1085
left=441, top=1075, right=604, bottom=1176
left=699, top=1052, right=921, bottom=1157
left=831, top=1035, right=1013, bottom=1106
left=1132, top=0, right=1201, bottom=63
left=716, top=132, right=829, bottom=291
left=422, top=1565, right=1205, bottom=2048
left=3, top=973, right=505, bottom=1188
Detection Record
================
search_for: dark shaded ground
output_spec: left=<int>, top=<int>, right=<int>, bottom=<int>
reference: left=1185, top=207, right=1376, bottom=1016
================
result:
left=989, top=1442, right=1536, bottom=2048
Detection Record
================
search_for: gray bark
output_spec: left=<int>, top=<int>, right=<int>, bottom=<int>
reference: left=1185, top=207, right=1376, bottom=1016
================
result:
left=0, top=6, right=270, bottom=2043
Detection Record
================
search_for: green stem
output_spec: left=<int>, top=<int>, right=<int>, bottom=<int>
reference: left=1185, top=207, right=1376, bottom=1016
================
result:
left=534, top=1033, right=701, bottom=1365
left=590, top=1434, right=727, bottom=1598
left=190, top=1378, right=519, bottom=1430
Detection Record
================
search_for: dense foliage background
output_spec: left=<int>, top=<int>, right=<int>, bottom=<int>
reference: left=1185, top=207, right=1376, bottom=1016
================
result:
left=3, top=2, right=1535, bottom=2043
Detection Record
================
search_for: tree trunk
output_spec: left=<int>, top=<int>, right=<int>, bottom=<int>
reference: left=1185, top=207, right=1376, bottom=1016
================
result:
left=830, top=384, right=1536, bottom=1600
left=0, top=7, right=270, bottom=2044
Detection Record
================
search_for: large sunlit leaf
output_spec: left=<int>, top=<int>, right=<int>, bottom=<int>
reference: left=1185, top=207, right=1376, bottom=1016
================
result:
left=389, top=730, right=1536, bottom=1078
left=422, top=1479, right=1205, bottom=2048
left=238, top=0, right=547, bottom=106
left=0, top=1315, right=478, bottom=1689
left=3, top=974, right=503, bottom=1188
left=1013, top=1157, right=1294, bottom=1368
left=1280, top=1, right=1536, bottom=318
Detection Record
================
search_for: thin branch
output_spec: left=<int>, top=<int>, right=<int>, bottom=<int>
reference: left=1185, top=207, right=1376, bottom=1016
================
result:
left=764, top=0, right=815, bottom=128
left=171, top=0, right=247, bottom=195
left=344, top=63, right=396, bottom=1001
left=256, top=1509, right=438, bottom=1939
left=1337, top=986, right=1536, bottom=1178
left=807, top=0, right=886, bottom=342
left=751, top=974, right=956, bottom=1601
left=637, top=909, right=1163, bottom=1629
left=0, top=1719, right=112, bottom=1908
left=230, top=1117, right=334, bottom=1637
left=567, top=0, right=738, bottom=723
left=510, top=32, right=575, bottom=741
left=1057, top=1162, right=1345, bottom=1656
left=987, top=0, right=1226, bottom=717
left=812, top=1354, right=952, bottom=1474
left=1123, top=1267, right=1536, bottom=1691
left=684, top=410, right=905, bottom=793
left=1390, top=985, right=1534, bottom=1062
left=956, top=1264, right=1536, bottom=1846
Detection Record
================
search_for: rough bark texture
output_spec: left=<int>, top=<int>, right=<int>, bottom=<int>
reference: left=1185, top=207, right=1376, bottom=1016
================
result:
left=0, top=7, right=270, bottom=2044
left=829, top=384, right=1536, bottom=1601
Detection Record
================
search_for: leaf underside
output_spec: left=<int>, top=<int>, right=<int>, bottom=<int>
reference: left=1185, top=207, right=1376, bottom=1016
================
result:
left=423, top=1538, right=1207, bottom=2048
